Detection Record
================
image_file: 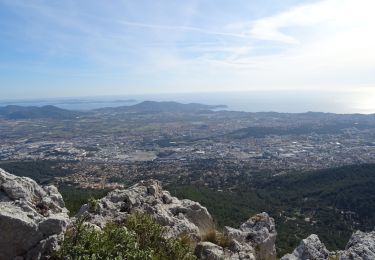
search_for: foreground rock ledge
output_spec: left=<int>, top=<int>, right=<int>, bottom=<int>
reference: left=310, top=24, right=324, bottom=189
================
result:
left=76, top=179, right=215, bottom=239
left=77, top=180, right=278, bottom=260
left=0, top=168, right=69, bottom=260
left=1, top=168, right=375, bottom=260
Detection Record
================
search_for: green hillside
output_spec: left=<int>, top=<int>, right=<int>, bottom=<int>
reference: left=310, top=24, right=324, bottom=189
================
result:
left=169, top=164, right=375, bottom=256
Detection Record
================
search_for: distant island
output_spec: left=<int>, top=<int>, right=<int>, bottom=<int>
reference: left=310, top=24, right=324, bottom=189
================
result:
left=97, top=101, right=228, bottom=113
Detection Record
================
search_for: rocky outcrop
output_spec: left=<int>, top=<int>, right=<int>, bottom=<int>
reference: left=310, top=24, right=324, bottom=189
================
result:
left=77, top=180, right=277, bottom=260
left=76, top=179, right=214, bottom=239
left=195, top=241, right=233, bottom=260
left=195, top=213, right=277, bottom=260
left=340, top=230, right=375, bottom=260
left=225, top=212, right=277, bottom=260
left=0, top=168, right=69, bottom=260
left=282, top=231, right=375, bottom=260
left=280, top=234, right=330, bottom=260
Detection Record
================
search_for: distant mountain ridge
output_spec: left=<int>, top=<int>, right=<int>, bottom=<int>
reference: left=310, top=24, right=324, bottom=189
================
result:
left=0, top=105, right=80, bottom=119
left=97, top=101, right=227, bottom=113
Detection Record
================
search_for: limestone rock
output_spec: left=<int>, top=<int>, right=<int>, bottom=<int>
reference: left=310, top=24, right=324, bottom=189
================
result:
left=195, top=213, right=276, bottom=260
left=0, top=168, right=69, bottom=260
left=195, top=241, right=229, bottom=260
left=224, top=212, right=277, bottom=260
left=280, top=234, right=330, bottom=260
left=339, top=230, right=375, bottom=260
left=195, top=240, right=257, bottom=260
left=281, top=231, right=375, bottom=260
left=76, top=179, right=214, bottom=239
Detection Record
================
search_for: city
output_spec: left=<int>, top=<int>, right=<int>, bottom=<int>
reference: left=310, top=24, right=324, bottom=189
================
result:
left=1, top=102, right=375, bottom=189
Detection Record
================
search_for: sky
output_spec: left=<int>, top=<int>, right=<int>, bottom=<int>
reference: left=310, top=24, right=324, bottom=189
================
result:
left=0, top=0, right=375, bottom=101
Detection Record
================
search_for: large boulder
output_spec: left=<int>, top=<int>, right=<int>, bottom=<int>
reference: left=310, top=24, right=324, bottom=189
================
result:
left=281, top=231, right=375, bottom=260
left=225, top=212, right=277, bottom=260
left=340, top=230, right=375, bottom=260
left=195, top=212, right=277, bottom=260
left=195, top=240, right=257, bottom=260
left=76, top=179, right=214, bottom=239
left=280, top=234, right=330, bottom=260
left=0, top=169, right=69, bottom=260
left=195, top=241, right=232, bottom=260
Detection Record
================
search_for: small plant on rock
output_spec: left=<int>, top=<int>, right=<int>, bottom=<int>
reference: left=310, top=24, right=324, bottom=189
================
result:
left=87, top=197, right=99, bottom=213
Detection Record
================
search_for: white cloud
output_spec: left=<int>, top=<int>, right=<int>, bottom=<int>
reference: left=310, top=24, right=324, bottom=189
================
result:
left=248, top=0, right=375, bottom=44
left=119, top=20, right=250, bottom=39
left=195, top=0, right=375, bottom=93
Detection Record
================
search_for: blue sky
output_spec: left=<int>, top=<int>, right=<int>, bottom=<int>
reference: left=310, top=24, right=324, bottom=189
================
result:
left=0, top=0, right=374, bottom=101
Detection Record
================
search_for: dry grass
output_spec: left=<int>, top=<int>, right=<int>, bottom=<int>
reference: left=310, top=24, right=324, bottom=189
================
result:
left=202, top=228, right=233, bottom=248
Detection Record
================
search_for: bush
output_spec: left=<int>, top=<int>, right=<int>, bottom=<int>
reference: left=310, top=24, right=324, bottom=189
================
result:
left=87, top=197, right=99, bottom=213
left=55, top=213, right=197, bottom=260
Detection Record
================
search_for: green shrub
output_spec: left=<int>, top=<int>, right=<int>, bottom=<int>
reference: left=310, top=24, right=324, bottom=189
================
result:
left=55, top=213, right=197, bottom=260
left=125, top=213, right=196, bottom=260
left=87, top=197, right=99, bottom=213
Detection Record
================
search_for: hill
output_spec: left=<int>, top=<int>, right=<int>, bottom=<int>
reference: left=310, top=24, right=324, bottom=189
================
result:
left=0, top=105, right=81, bottom=119
left=97, top=101, right=227, bottom=113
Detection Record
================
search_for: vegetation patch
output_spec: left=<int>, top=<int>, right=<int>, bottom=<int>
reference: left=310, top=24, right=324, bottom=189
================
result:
left=169, top=164, right=375, bottom=256
left=55, top=213, right=197, bottom=260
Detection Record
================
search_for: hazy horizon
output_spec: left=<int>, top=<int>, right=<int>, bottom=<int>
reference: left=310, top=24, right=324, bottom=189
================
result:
left=1, top=89, right=374, bottom=114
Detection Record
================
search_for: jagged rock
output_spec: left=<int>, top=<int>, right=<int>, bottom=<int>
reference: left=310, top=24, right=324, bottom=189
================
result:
left=76, top=179, right=214, bottom=239
left=195, top=241, right=228, bottom=260
left=280, top=234, right=331, bottom=260
left=339, top=230, right=375, bottom=260
left=195, top=240, right=257, bottom=260
left=224, top=212, right=277, bottom=260
left=0, top=168, right=69, bottom=260
left=76, top=181, right=277, bottom=259
left=281, top=231, right=375, bottom=260
left=195, top=213, right=276, bottom=260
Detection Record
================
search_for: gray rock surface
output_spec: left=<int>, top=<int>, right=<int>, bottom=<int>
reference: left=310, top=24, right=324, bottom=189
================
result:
left=280, top=234, right=330, bottom=260
left=195, top=213, right=277, bottom=260
left=76, top=179, right=214, bottom=239
left=281, top=231, right=375, bottom=260
left=195, top=241, right=231, bottom=260
left=224, top=212, right=277, bottom=260
left=339, top=230, right=375, bottom=260
left=195, top=240, right=257, bottom=260
left=0, top=168, right=69, bottom=260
